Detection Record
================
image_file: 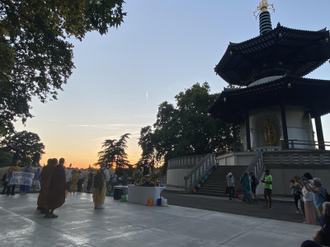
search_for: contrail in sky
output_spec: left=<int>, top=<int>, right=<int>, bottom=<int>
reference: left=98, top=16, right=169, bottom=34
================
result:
left=146, top=91, right=148, bottom=100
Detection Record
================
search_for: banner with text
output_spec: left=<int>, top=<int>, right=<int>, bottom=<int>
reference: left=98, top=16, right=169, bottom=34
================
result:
left=9, top=172, right=34, bottom=186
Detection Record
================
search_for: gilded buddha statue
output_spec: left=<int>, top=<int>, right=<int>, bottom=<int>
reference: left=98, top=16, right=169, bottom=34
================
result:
left=262, top=118, right=278, bottom=146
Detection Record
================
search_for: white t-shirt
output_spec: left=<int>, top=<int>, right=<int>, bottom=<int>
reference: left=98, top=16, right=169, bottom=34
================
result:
left=102, top=168, right=111, bottom=182
left=302, top=180, right=314, bottom=202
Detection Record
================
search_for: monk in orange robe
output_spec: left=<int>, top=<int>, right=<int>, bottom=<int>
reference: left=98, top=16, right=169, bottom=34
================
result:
left=37, top=158, right=57, bottom=213
left=45, top=158, right=66, bottom=218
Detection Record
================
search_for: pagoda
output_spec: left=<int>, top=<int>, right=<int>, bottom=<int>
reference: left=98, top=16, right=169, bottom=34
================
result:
left=208, top=0, right=330, bottom=152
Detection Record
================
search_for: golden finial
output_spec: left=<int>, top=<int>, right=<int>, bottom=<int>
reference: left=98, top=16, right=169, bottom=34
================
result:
left=253, top=0, right=275, bottom=19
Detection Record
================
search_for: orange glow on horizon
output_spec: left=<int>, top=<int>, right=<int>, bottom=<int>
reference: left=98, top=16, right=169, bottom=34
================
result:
left=38, top=156, right=139, bottom=169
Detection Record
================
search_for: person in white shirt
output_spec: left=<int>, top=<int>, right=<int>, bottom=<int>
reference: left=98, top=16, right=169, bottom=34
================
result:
left=301, top=172, right=316, bottom=225
left=226, top=172, right=235, bottom=200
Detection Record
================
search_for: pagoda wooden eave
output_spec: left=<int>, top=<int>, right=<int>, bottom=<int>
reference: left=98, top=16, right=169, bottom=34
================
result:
left=215, top=24, right=330, bottom=86
left=208, top=75, right=330, bottom=124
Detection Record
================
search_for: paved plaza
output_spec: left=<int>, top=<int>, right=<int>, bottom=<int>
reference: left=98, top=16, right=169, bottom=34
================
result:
left=0, top=192, right=318, bottom=247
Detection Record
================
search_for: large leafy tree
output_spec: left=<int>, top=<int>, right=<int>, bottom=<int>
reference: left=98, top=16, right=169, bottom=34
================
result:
left=138, top=82, right=240, bottom=172
left=0, top=0, right=126, bottom=134
left=3, top=130, right=45, bottom=163
left=136, top=126, right=160, bottom=172
left=97, top=133, right=131, bottom=169
left=0, top=150, right=13, bottom=167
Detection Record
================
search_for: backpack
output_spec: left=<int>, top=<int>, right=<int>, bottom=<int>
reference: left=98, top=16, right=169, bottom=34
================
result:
left=93, top=168, right=105, bottom=194
left=252, top=176, right=259, bottom=185
left=321, top=188, right=330, bottom=202
left=255, top=178, right=259, bottom=185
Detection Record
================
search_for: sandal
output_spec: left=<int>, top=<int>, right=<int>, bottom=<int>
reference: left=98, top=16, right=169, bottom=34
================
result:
left=44, top=213, right=58, bottom=218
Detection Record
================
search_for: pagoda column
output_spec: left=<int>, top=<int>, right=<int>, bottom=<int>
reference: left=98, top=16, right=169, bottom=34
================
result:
left=245, top=110, right=251, bottom=150
left=280, top=104, right=289, bottom=149
left=314, top=106, right=325, bottom=150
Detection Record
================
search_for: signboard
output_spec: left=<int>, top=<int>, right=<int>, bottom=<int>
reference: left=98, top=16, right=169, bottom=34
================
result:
left=9, top=172, right=34, bottom=186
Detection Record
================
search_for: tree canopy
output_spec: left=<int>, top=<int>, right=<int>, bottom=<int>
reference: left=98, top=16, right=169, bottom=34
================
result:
left=137, top=82, right=240, bottom=172
left=97, top=133, right=131, bottom=169
left=0, top=0, right=126, bottom=134
left=2, top=130, right=45, bottom=163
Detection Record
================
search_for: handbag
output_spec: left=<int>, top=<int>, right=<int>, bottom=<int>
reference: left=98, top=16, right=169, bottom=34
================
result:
left=313, top=222, right=327, bottom=245
left=313, top=230, right=323, bottom=244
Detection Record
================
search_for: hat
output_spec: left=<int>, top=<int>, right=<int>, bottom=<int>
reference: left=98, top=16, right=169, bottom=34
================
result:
left=228, top=172, right=232, bottom=176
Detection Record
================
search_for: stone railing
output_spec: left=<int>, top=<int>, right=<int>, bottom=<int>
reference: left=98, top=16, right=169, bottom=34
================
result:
left=184, top=153, right=215, bottom=190
left=168, top=154, right=206, bottom=169
left=245, top=151, right=265, bottom=181
left=263, top=150, right=330, bottom=165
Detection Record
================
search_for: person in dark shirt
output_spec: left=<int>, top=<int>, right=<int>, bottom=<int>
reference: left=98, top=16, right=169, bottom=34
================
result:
left=87, top=171, right=94, bottom=193
left=249, top=171, right=258, bottom=202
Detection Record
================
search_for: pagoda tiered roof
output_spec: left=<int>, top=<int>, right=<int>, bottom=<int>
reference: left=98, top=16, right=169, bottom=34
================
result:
left=215, top=24, right=330, bottom=86
left=208, top=75, right=330, bottom=124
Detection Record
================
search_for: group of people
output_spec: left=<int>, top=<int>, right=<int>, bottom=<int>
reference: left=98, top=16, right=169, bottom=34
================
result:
left=1, top=160, right=42, bottom=196
left=226, top=170, right=330, bottom=246
left=65, top=169, right=86, bottom=193
left=226, top=170, right=271, bottom=207
left=289, top=173, right=329, bottom=226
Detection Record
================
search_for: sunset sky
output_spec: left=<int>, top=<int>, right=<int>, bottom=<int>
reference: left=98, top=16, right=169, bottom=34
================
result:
left=14, top=0, right=330, bottom=169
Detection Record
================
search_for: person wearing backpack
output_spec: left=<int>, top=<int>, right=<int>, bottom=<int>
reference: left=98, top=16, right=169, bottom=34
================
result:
left=303, top=178, right=327, bottom=216
left=93, top=162, right=110, bottom=209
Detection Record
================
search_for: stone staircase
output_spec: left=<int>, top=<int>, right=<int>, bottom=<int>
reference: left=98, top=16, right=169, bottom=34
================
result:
left=197, top=166, right=248, bottom=197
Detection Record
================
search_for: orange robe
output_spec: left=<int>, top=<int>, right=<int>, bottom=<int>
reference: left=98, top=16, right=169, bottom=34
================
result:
left=47, top=165, right=66, bottom=210
left=37, top=163, right=56, bottom=207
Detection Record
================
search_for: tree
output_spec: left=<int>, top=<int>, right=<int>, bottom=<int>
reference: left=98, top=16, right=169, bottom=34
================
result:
left=136, top=125, right=160, bottom=172
left=2, top=130, right=45, bottom=163
left=0, top=150, right=13, bottom=167
left=138, top=82, right=240, bottom=172
left=97, top=133, right=131, bottom=169
left=0, top=0, right=126, bottom=134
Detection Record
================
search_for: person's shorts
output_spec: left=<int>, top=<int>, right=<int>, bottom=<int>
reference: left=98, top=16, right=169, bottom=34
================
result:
left=264, top=189, right=272, bottom=195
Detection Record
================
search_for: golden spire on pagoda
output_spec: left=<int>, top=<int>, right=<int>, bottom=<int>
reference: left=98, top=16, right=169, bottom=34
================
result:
left=253, top=0, right=275, bottom=19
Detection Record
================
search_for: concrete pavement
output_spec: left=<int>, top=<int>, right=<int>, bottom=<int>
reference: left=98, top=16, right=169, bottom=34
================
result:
left=0, top=192, right=319, bottom=247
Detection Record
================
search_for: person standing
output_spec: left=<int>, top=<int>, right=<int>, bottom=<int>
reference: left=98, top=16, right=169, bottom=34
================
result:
left=77, top=170, right=84, bottom=192
left=70, top=170, right=79, bottom=192
left=32, top=168, right=41, bottom=191
left=112, top=172, right=118, bottom=187
left=37, top=159, right=57, bottom=212
left=249, top=171, right=258, bottom=202
left=93, top=162, right=110, bottom=209
left=20, top=160, right=32, bottom=195
left=65, top=169, right=72, bottom=198
left=122, top=171, right=129, bottom=186
left=45, top=158, right=66, bottom=218
left=240, top=172, right=251, bottom=204
left=226, top=172, right=235, bottom=200
left=261, top=169, right=273, bottom=209
left=2, top=169, right=10, bottom=194
left=6, top=161, right=20, bottom=196
left=303, top=178, right=326, bottom=216
left=301, top=173, right=316, bottom=225
left=290, top=175, right=302, bottom=213
left=86, top=170, right=94, bottom=193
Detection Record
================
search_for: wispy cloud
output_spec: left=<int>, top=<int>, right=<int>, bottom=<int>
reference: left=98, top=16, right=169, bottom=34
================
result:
left=67, top=123, right=141, bottom=130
